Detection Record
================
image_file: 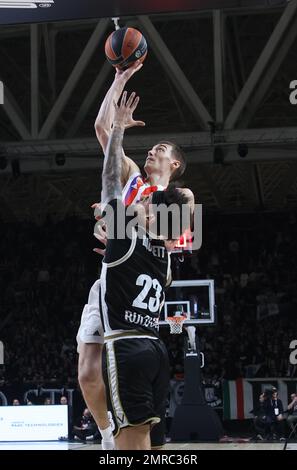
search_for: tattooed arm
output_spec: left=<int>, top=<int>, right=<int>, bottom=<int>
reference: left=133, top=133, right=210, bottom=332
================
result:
left=101, top=91, right=141, bottom=205
left=95, top=62, right=144, bottom=185
left=101, top=125, right=124, bottom=204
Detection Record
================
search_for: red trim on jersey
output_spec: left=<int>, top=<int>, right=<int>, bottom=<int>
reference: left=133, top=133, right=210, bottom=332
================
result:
left=124, top=176, right=145, bottom=206
left=141, top=185, right=159, bottom=196
left=124, top=177, right=190, bottom=250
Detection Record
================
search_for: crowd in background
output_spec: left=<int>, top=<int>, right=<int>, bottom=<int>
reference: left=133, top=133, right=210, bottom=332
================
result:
left=0, top=217, right=97, bottom=389
left=1, top=211, right=297, bottom=395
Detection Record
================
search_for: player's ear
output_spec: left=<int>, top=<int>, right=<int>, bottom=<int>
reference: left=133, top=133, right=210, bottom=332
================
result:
left=171, top=160, right=180, bottom=170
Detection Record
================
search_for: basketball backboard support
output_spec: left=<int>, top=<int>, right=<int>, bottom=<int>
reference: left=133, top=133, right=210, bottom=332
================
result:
left=159, top=279, right=216, bottom=326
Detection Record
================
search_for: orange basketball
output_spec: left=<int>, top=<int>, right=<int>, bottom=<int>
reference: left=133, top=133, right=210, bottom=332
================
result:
left=105, top=27, right=147, bottom=70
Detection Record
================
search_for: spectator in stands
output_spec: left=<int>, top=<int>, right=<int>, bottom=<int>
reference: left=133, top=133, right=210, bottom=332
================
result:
left=59, top=395, right=74, bottom=439
left=60, top=396, right=68, bottom=405
left=2, top=211, right=297, bottom=431
left=12, top=398, right=20, bottom=406
left=252, top=389, right=285, bottom=441
left=287, top=393, right=297, bottom=432
left=263, top=389, right=285, bottom=440
left=73, top=408, right=98, bottom=442
left=252, top=392, right=270, bottom=440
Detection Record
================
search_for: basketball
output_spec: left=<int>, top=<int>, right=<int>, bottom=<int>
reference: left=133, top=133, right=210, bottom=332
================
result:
left=105, top=27, right=147, bottom=70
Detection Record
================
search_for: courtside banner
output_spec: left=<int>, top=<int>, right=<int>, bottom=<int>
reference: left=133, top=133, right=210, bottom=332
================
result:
left=0, top=405, right=68, bottom=441
left=0, top=0, right=288, bottom=26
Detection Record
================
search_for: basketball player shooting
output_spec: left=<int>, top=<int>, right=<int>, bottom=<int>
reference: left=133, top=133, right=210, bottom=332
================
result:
left=100, top=91, right=190, bottom=450
left=95, top=61, right=194, bottom=206
left=77, top=58, right=194, bottom=450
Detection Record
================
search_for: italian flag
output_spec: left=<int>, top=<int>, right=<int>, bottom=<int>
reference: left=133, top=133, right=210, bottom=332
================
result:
left=223, top=379, right=253, bottom=420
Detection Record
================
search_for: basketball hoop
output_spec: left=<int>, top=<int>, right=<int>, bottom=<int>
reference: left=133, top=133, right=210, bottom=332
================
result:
left=165, top=315, right=187, bottom=334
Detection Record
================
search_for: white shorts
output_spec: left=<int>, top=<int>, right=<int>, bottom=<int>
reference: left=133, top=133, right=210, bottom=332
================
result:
left=76, top=279, right=104, bottom=353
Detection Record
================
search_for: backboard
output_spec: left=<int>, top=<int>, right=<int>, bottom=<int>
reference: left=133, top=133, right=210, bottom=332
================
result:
left=159, top=279, right=216, bottom=326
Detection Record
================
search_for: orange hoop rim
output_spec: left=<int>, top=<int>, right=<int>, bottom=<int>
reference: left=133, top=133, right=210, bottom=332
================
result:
left=166, top=315, right=187, bottom=324
left=165, top=315, right=187, bottom=334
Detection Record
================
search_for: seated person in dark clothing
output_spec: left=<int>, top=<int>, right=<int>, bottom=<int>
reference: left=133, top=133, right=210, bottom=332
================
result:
left=287, top=393, right=297, bottom=433
left=59, top=395, right=74, bottom=440
left=252, top=393, right=271, bottom=440
left=267, top=390, right=285, bottom=440
left=263, top=389, right=285, bottom=440
left=73, top=408, right=99, bottom=441
left=252, top=389, right=285, bottom=440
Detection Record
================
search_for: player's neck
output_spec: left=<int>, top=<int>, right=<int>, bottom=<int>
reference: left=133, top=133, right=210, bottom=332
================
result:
left=147, top=172, right=170, bottom=187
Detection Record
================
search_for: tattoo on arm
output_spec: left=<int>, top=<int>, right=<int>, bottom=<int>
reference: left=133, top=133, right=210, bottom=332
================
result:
left=95, top=80, right=125, bottom=133
left=101, top=125, right=124, bottom=204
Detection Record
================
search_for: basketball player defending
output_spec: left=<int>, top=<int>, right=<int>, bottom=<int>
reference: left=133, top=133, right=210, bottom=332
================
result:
left=101, top=91, right=189, bottom=449
left=77, top=61, right=194, bottom=449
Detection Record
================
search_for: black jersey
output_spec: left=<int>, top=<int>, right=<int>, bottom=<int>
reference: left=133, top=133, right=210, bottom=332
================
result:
left=100, top=199, right=170, bottom=338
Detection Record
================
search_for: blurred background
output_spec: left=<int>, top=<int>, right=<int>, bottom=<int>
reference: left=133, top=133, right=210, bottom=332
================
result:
left=0, top=0, right=297, bottom=440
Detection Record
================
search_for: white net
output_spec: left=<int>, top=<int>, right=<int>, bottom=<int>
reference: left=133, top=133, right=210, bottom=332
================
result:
left=165, top=316, right=187, bottom=334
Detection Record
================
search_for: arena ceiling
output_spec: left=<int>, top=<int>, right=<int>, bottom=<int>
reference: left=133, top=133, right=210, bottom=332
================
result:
left=0, top=1, right=297, bottom=221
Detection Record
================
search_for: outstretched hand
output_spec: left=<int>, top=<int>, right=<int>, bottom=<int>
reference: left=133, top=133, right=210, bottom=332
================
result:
left=113, top=91, right=145, bottom=129
left=91, top=202, right=107, bottom=256
left=93, top=238, right=107, bottom=257
left=115, top=60, right=143, bottom=82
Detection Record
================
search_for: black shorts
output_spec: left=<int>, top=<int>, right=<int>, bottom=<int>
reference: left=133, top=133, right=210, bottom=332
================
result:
left=103, top=337, right=169, bottom=441
left=150, top=405, right=167, bottom=448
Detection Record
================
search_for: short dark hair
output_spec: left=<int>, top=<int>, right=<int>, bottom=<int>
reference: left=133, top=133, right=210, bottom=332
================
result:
left=151, top=185, right=190, bottom=240
left=264, top=388, right=274, bottom=399
left=158, top=141, right=186, bottom=181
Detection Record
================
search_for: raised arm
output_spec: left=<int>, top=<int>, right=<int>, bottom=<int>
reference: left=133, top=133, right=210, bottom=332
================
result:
left=101, top=125, right=123, bottom=205
left=95, top=62, right=144, bottom=183
left=101, top=91, right=141, bottom=205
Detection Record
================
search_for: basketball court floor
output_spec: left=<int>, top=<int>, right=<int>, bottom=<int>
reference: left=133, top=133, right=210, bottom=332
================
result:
left=0, top=441, right=296, bottom=450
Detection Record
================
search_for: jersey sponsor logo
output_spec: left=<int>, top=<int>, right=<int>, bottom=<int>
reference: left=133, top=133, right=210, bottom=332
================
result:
left=125, top=310, right=159, bottom=330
